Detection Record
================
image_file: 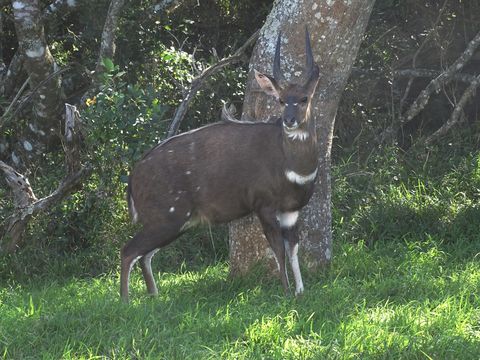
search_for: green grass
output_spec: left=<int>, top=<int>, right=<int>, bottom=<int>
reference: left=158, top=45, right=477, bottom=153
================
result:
left=1, top=146, right=480, bottom=359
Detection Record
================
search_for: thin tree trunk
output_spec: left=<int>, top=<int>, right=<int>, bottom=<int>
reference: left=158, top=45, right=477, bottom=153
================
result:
left=12, top=0, right=63, bottom=141
left=229, top=0, right=375, bottom=276
left=94, top=0, right=126, bottom=77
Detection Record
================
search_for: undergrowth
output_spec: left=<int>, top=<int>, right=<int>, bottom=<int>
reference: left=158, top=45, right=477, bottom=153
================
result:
left=1, top=136, right=480, bottom=358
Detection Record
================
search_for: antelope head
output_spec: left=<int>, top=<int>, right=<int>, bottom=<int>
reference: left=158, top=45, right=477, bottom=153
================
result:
left=254, top=28, right=320, bottom=132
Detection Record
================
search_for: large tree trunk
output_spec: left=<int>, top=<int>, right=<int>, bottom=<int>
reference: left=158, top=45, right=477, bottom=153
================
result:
left=12, top=0, right=63, bottom=142
left=229, top=0, right=375, bottom=276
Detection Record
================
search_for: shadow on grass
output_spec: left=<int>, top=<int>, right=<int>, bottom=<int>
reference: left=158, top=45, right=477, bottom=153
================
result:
left=347, top=195, right=480, bottom=258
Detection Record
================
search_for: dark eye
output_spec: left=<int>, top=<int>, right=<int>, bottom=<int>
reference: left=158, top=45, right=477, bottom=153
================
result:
left=279, top=99, right=285, bottom=105
left=301, top=97, right=308, bottom=103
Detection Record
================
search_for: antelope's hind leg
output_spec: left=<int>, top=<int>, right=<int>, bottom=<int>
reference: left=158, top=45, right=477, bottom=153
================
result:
left=140, top=248, right=160, bottom=296
left=120, top=223, right=181, bottom=302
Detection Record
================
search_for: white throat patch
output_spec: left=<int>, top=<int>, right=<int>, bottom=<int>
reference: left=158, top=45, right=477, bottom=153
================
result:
left=285, top=168, right=318, bottom=185
left=286, top=130, right=309, bottom=141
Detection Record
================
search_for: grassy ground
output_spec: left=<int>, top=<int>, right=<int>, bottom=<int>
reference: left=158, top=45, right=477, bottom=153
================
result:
left=1, top=146, right=480, bottom=359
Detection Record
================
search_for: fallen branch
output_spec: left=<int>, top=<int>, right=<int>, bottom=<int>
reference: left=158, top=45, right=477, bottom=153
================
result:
left=1, top=104, right=91, bottom=253
left=424, top=74, right=480, bottom=146
left=1, top=164, right=93, bottom=252
left=394, top=69, right=477, bottom=84
left=0, top=160, right=37, bottom=253
left=63, top=104, right=83, bottom=174
left=352, top=67, right=478, bottom=84
left=398, top=0, right=449, bottom=115
left=167, top=29, right=260, bottom=137
left=380, top=29, right=480, bottom=143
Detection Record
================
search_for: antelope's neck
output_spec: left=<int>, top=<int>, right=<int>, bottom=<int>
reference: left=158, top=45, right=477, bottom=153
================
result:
left=282, top=120, right=318, bottom=176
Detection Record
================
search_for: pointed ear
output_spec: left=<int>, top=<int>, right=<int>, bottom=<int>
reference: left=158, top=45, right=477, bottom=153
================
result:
left=254, top=69, right=281, bottom=100
left=303, top=64, right=320, bottom=95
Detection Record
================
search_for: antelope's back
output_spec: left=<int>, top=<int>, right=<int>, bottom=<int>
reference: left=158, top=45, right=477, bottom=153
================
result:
left=129, top=121, right=285, bottom=224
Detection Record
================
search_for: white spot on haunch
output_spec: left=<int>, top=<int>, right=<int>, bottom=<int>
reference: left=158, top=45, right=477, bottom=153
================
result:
left=196, top=186, right=201, bottom=192
left=168, top=150, right=174, bottom=153
left=186, top=211, right=191, bottom=217
left=277, top=211, right=299, bottom=228
left=169, top=207, right=175, bottom=213
left=325, top=248, right=332, bottom=260
left=185, top=171, right=191, bottom=175
left=26, top=45, right=45, bottom=58
left=23, top=141, right=32, bottom=151
left=12, top=1, right=25, bottom=9
left=175, top=196, right=180, bottom=201
left=285, top=168, right=318, bottom=185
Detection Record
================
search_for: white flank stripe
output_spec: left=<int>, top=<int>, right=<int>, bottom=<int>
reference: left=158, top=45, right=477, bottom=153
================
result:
left=277, top=211, right=299, bottom=228
left=285, top=168, right=318, bottom=185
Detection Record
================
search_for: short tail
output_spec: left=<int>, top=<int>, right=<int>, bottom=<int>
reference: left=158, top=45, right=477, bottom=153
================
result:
left=126, top=176, right=138, bottom=223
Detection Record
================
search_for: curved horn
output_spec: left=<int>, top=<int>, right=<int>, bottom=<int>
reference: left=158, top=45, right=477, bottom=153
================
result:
left=305, top=26, right=314, bottom=76
left=273, top=32, right=283, bottom=83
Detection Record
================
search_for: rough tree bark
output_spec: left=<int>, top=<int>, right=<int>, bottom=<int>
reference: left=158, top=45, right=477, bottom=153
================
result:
left=12, top=0, right=63, bottom=141
left=0, top=10, right=5, bottom=76
left=0, top=51, right=25, bottom=99
left=229, top=0, right=375, bottom=276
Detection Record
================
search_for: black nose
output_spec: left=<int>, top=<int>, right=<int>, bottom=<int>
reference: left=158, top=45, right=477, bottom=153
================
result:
left=284, top=117, right=296, bottom=127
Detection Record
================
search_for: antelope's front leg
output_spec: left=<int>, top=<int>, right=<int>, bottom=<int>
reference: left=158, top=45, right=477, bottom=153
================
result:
left=279, top=212, right=304, bottom=296
left=257, top=207, right=290, bottom=294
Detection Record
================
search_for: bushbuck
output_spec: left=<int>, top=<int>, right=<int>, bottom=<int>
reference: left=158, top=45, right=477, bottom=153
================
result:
left=121, top=29, right=320, bottom=302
